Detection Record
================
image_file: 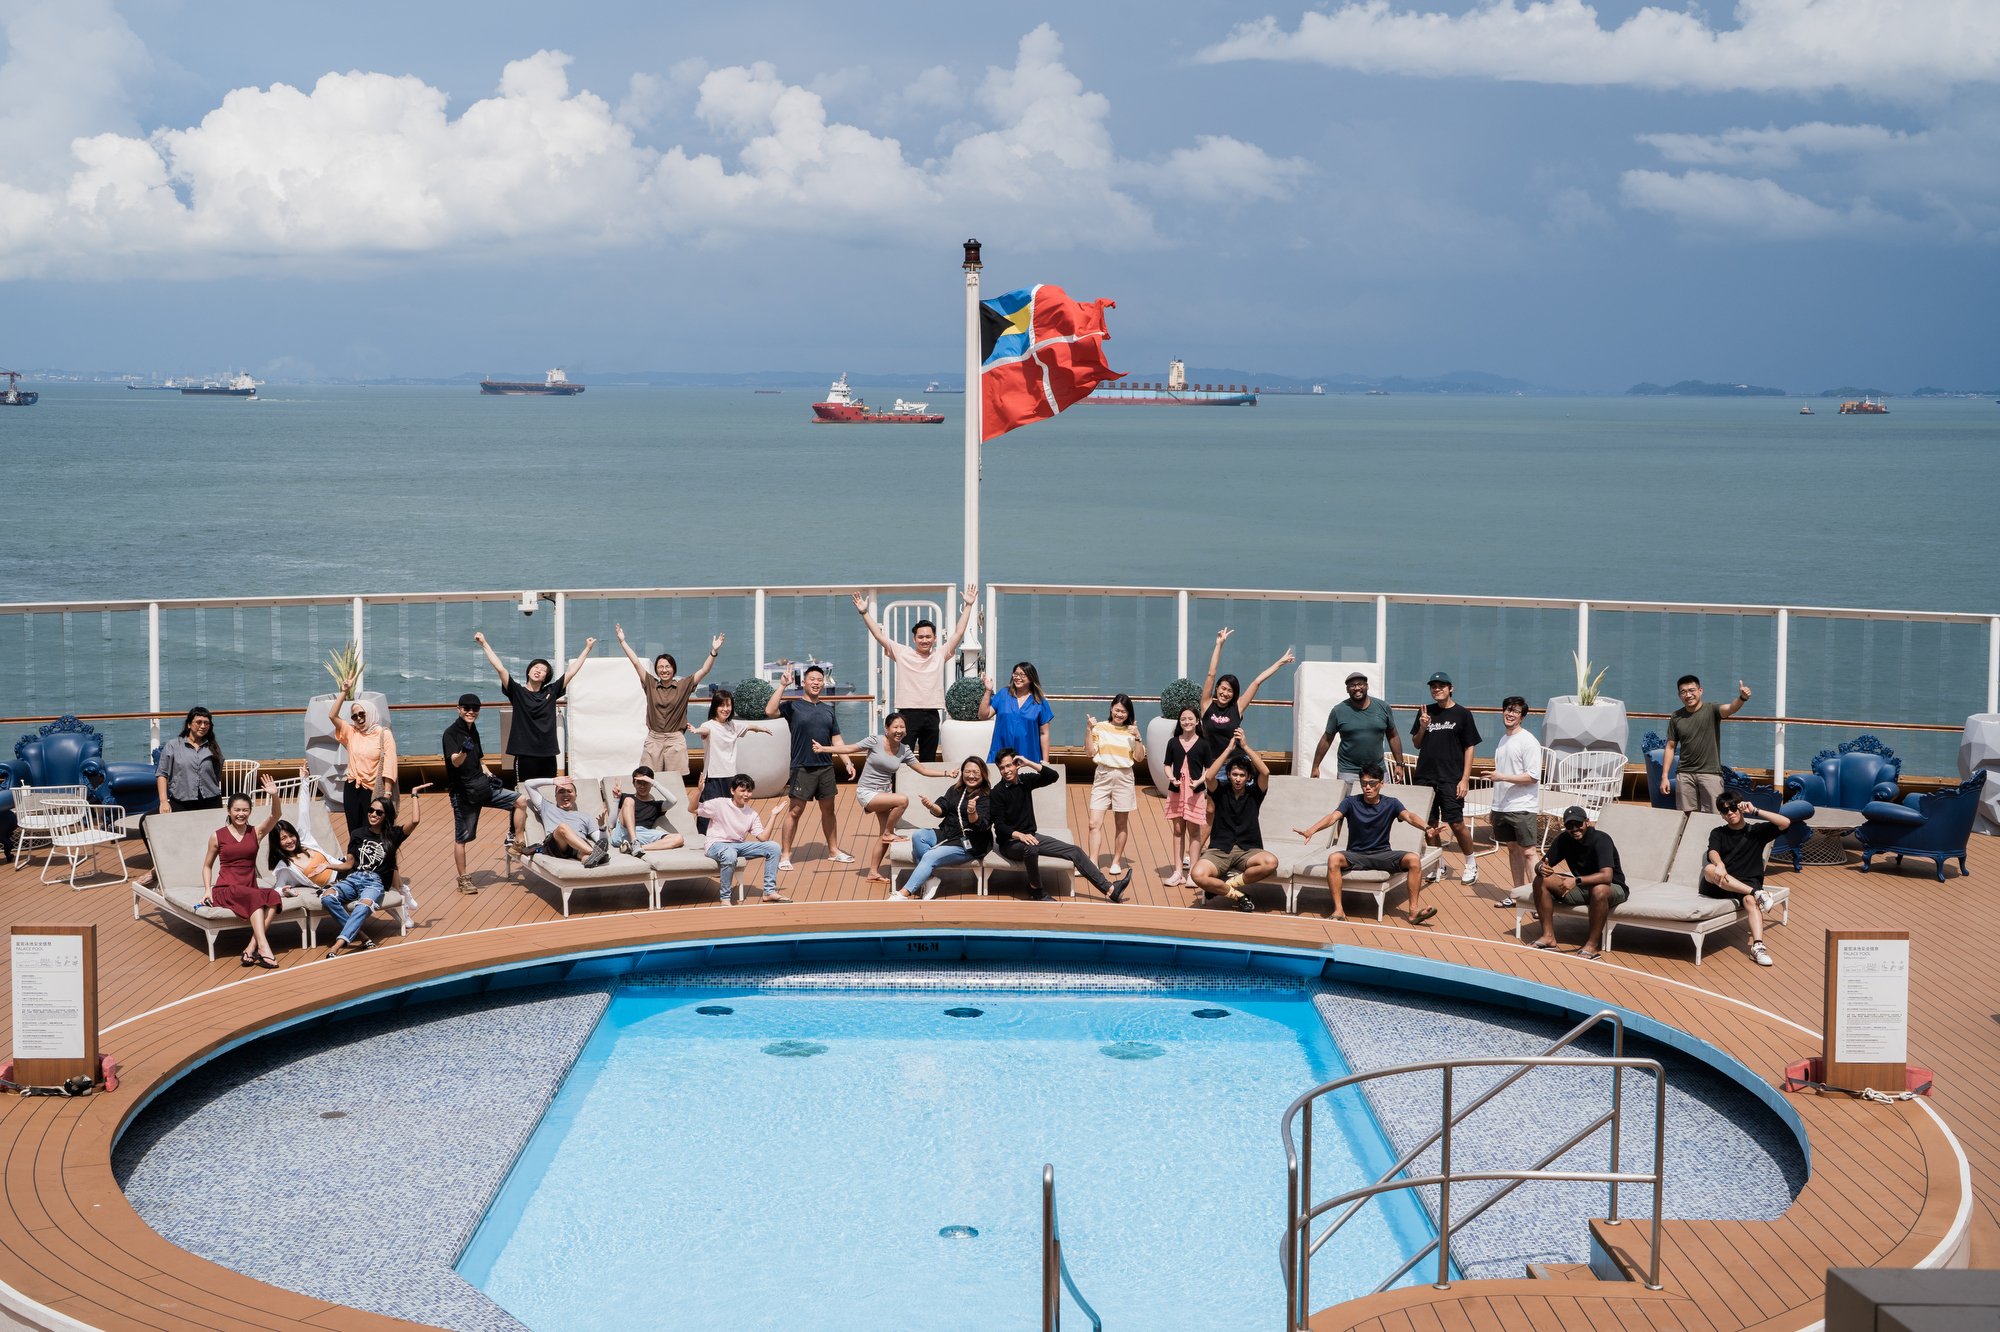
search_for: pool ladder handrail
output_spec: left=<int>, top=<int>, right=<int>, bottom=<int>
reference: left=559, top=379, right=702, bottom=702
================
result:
left=1044, top=1163, right=1102, bottom=1331
left=1279, top=1009, right=1667, bottom=1331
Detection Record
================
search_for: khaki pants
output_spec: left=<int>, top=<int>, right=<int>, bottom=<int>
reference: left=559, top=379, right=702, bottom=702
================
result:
left=642, top=729, right=690, bottom=775
left=1674, top=772, right=1723, bottom=812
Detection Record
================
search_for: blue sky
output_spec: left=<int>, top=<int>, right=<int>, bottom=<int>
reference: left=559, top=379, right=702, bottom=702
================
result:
left=1, top=0, right=1995, bottom=389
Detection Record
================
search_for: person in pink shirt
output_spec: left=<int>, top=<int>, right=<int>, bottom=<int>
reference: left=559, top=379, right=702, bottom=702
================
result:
left=853, top=586, right=978, bottom=762
left=697, top=774, right=788, bottom=905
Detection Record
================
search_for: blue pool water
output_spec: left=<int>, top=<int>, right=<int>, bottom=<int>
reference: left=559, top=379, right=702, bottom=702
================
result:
left=458, top=988, right=1438, bottom=1331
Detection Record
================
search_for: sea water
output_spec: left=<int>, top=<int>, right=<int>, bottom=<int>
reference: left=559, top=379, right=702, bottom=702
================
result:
left=2, top=386, right=1994, bottom=773
left=457, top=988, right=1436, bottom=1332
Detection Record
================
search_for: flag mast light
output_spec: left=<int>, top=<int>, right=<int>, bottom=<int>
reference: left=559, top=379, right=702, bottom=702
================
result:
left=961, top=238, right=984, bottom=672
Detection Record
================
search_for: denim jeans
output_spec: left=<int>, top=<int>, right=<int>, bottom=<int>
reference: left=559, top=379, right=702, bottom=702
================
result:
left=609, top=823, right=673, bottom=852
left=321, top=872, right=385, bottom=944
left=903, top=828, right=977, bottom=900
left=707, top=840, right=780, bottom=901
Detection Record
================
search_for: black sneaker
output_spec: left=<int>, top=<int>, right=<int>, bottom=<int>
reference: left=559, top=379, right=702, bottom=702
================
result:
left=1235, top=895, right=1257, bottom=913
left=1030, top=890, right=1056, bottom=902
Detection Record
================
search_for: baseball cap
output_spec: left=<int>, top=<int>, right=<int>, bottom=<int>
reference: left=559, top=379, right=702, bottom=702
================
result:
left=457, top=693, right=482, bottom=710
left=1562, top=805, right=1589, bottom=826
left=1344, top=671, right=1369, bottom=685
left=1427, top=672, right=1453, bottom=687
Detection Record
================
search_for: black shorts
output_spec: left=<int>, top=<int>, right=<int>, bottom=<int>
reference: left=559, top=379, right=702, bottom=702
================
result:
left=1699, top=875, right=1761, bottom=900
left=1336, top=847, right=1407, bottom=874
left=540, top=837, right=579, bottom=861
left=789, top=765, right=837, bottom=802
left=901, top=708, right=941, bottom=763
left=513, top=755, right=559, bottom=782
left=1428, top=782, right=1465, bottom=826
left=450, top=786, right=520, bottom=844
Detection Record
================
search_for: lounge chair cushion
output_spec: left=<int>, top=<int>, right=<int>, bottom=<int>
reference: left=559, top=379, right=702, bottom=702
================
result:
left=160, top=884, right=257, bottom=921
left=1607, top=879, right=1740, bottom=923
left=1666, top=813, right=1727, bottom=888
left=527, top=850, right=653, bottom=883
left=1591, top=804, right=1683, bottom=884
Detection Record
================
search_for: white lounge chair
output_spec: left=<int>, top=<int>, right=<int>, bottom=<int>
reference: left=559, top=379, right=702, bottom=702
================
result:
left=882, top=766, right=1077, bottom=896
left=517, top=779, right=655, bottom=916
left=1277, top=779, right=1442, bottom=920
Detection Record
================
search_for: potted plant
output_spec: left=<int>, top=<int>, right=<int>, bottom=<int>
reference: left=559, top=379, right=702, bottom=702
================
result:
left=1145, top=677, right=1201, bottom=793
left=726, top=676, right=791, bottom=799
left=1542, top=654, right=1628, bottom=758
left=940, top=677, right=995, bottom=770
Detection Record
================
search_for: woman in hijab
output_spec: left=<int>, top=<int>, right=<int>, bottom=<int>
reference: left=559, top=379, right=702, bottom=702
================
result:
left=329, top=672, right=399, bottom=834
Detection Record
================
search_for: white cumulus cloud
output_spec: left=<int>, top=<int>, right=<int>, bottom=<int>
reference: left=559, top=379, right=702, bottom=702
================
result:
left=0, top=20, right=1295, bottom=276
left=1619, top=169, right=1900, bottom=238
left=1638, top=122, right=1918, bottom=168
left=1198, top=0, right=2000, bottom=97
left=1139, top=134, right=1312, bottom=202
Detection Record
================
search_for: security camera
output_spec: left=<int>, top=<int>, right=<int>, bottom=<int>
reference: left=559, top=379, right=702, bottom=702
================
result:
left=518, top=591, right=538, bottom=616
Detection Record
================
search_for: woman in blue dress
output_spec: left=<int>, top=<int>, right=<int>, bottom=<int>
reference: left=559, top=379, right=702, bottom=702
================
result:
left=981, top=661, right=1054, bottom=762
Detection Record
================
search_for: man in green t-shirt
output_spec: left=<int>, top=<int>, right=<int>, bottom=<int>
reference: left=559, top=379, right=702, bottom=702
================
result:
left=1661, top=674, right=1752, bottom=812
left=1310, top=672, right=1406, bottom=780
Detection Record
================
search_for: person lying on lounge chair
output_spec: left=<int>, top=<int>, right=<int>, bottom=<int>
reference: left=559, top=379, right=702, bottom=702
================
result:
left=1529, top=806, right=1628, bottom=960
left=522, top=777, right=610, bottom=867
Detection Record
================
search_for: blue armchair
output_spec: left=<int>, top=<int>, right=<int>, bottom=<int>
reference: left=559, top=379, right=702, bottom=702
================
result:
left=0, top=716, right=159, bottom=816
left=1785, top=735, right=1901, bottom=811
left=1855, top=770, right=1985, bottom=882
left=1640, top=732, right=1677, bottom=809
left=1722, top=767, right=1813, bottom=872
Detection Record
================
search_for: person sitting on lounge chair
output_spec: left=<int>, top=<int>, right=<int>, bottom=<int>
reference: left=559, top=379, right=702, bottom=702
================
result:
left=1189, top=729, right=1277, bottom=911
left=607, top=766, right=685, bottom=855
left=1529, top=806, right=1628, bottom=960
left=1702, top=792, right=1791, bottom=968
left=992, top=748, right=1130, bottom=902
left=698, top=774, right=787, bottom=904
left=522, top=776, right=610, bottom=867
left=1292, top=762, right=1429, bottom=924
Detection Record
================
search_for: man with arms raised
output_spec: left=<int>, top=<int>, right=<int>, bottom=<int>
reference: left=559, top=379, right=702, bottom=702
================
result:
left=854, top=587, right=977, bottom=764
left=1702, top=791, right=1790, bottom=967
left=1292, top=762, right=1430, bottom=924
left=1528, top=806, right=1627, bottom=961
left=1310, top=672, right=1406, bottom=781
left=1661, top=674, right=1752, bottom=813
left=1410, top=672, right=1481, bottom=886
left=992, top=748, right=1130, bottom=902
left=1188, top=729, right=1277, bottom=911
left=766, top=663, right=856, bottom=871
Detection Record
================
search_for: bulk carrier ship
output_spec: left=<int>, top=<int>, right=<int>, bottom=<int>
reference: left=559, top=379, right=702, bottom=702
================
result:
left=1083, top=360, right=1257, bottom=406
left=480, top=369, right=585, bottom=396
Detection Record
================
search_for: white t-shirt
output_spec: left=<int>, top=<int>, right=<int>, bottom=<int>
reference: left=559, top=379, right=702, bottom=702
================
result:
left=1491, top=730, right=1542, bottom=813
left=885, top=640, right=946, bottom=710
left=694, top=719, right=749, bottom=778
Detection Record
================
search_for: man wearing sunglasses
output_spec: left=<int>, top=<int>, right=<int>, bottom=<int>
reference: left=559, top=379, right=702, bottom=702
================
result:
left=1529, top=806, right=1627, bottom=961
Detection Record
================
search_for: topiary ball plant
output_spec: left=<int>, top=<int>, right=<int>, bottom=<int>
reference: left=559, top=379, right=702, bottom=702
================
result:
left=732, top=676, right=775, bottom=720
left=946, top=677, right=986, bottom=722
left=1158, top=677, right=1200, bottom=720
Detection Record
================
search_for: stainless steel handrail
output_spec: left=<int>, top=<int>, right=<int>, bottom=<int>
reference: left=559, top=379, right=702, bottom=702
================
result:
left=1043, top=1164, right=1102, bottom=1332
left=1280, top=1014, right=1666, bottom=1330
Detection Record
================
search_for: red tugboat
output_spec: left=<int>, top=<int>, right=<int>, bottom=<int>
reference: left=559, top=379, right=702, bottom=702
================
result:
left=811, top=374, right=944, bottom=423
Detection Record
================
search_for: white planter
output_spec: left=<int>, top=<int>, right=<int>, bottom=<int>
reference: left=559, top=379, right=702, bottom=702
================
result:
left=1959, top=712, right=2000, bottom=836
left=1541, top=695, right=1629, bottom=757
left=1145, top=715, right=1180, bottom=794
left=941, top=717, right=997, bottom=772
left=732, top=721, right=792, bottom=801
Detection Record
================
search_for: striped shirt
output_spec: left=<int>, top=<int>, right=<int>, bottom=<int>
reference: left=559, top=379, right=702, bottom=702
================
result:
left=1091, top=723, right=1137, bottom=770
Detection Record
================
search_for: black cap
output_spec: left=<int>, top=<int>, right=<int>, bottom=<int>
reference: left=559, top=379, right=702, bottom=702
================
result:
left=1562, top=805, right=1589, bottom=826
left=1427, top=672, right=1452, bottom=687
left=457, top=693, right=482, bottom=710
left=1345, top=671, right=1369, bottom=685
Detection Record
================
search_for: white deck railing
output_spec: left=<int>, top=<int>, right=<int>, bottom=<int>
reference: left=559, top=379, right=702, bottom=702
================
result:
left=1, top=582, right=1994, bottom=781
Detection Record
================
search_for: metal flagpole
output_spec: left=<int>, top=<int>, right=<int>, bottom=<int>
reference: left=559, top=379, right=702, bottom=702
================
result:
left=961, top=239, right=984, bottom=674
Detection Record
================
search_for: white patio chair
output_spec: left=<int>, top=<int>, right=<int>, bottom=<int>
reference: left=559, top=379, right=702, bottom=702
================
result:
left=10, top=785, right=88, bottom=870
left=1460, top=775, right=1494, bottom=870
left=41, top=802, right=128, bottom=889
left=222, top=759, right=261, bottom=798
left=1545, top=752, right=1625, bottom=848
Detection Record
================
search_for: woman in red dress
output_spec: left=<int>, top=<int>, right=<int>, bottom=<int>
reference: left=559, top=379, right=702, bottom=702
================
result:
left=203, top=789, right=285, bottom=968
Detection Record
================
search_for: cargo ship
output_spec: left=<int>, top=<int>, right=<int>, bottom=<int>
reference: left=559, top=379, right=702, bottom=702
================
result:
left=181, top=373, right=261, bottom=397
left=926, top=381, right=965, bottom=394
left=1, top=369, right=36, bottom=406
left=480, top=368, right=585, bottom=396
left=128, top=378, right=193, bottom=390
left=1838, top=398, right=1889, bottom=414
left=1083, top=360, right=1256, bottom=406
left=811, top=374, right=944, bottom=423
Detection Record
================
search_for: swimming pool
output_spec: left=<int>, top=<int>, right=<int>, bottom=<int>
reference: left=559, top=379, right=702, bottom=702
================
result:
left=457, top=987, right=1441, bottom=1331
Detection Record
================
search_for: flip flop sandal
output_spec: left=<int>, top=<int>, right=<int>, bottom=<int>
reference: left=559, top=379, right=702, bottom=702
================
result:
left=1531, top=939, right=1558, bottom=950
left=828, top=851, right=856, bottom=863
left=1412, top=907, right=1439, bottom=926
left=1576, top=950, right=1604, bottom=961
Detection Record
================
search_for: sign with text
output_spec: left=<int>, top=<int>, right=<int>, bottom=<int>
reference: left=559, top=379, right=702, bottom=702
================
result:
left=1823, top=929, right=1910, bottom=1093
left=8, top=924, right=99, bottom=1088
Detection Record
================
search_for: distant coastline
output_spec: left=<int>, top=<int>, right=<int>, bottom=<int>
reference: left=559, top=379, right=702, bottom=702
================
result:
left=1627, top=380, right=1785, bottom=397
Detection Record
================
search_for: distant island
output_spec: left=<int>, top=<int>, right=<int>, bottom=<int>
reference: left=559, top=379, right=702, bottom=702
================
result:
left=1626, top=380, right=1786, bottom=397
left=1911, top=386, right=1998, bottom=397
left=1816, top=386, right=1894, bottom=399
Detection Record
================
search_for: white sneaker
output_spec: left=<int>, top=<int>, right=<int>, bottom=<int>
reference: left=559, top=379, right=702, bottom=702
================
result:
left=1751, top=941, right=1774, bottom=967
left=1425, top=865, right=1443, bottom=884
left=1460, top=861, right=1479, bottom=885
left=1753, top=890, right=1773, bottom=912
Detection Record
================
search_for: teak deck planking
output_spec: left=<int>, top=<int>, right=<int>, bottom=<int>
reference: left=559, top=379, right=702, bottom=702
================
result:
left=0, top=777, right=1991, bottom=1332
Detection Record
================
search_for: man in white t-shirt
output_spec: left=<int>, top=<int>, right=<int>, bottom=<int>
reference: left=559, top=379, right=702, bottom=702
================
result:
left=853, top=586, right=978, bottom=763
left=1488, top=696, right=1542, bottom=908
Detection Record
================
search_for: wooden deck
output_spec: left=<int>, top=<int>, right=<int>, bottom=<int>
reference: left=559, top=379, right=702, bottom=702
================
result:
left=0, top=777, right=1992, bottom=1332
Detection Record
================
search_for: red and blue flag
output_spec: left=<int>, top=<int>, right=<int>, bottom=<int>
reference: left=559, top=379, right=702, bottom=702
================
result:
left=979, top=285, right=1120, bottom=441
